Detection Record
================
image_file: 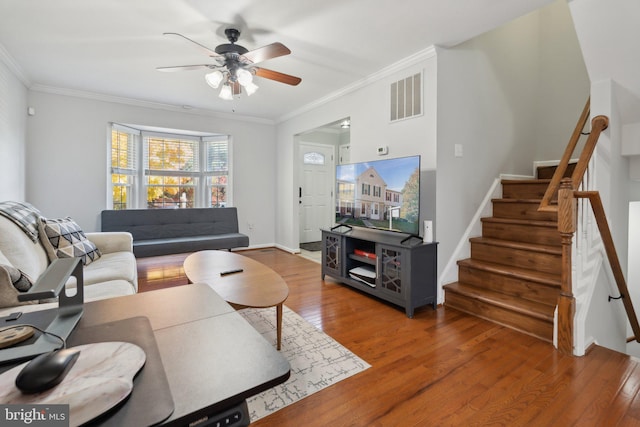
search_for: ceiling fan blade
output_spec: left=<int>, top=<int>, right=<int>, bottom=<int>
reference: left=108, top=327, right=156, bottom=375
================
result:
left=156, top=65, right=212, bottom=72
left=254, top=67, right=302, bottom=86
left=241, top=42, right=291, bottom=64
left=163, top=32, right=222, bottom=59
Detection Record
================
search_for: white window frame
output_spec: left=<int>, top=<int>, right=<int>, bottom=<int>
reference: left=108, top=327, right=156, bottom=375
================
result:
left=108, top=123, right=231, bottom=209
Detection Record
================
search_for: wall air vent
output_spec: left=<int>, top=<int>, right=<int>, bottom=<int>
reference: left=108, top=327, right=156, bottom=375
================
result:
left=390, top=72, right=422, bottom=122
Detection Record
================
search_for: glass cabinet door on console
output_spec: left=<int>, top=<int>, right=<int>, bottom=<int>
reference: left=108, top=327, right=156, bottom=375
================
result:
left=377, top=246, right=404, bottom=298
left=321, top=232, right=342, bottom=279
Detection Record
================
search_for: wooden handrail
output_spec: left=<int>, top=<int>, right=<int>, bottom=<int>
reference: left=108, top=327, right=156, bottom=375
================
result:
left=571, top=115, right=609, bottom=188
left=539, top=98, right=591, bottom=212
left=574, top=191, right=640, bottom=341
left=541, top=98, right=639, bottom=354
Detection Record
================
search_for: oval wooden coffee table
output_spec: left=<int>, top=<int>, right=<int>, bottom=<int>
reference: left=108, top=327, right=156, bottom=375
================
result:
left=183, top=250, right=289, bottom=350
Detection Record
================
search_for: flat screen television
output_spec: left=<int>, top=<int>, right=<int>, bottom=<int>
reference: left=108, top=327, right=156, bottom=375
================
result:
left=335, top=155, right=421, bottom=235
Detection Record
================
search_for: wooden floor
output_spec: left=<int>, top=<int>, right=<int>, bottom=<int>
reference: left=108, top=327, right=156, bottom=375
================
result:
left=137, top=249, right=640, bottom=426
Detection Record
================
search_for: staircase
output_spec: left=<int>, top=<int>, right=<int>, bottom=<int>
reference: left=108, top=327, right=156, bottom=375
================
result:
left=443, top=177, right=562, bottom=342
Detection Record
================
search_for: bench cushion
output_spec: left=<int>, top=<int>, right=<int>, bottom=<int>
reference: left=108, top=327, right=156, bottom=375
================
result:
left=134, top=234, right=249, bottom=257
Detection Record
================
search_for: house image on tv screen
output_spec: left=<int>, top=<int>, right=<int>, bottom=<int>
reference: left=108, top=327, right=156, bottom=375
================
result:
left=337, top=166, right=402, bottom=220
left=335, top=155, right=420, bottom=234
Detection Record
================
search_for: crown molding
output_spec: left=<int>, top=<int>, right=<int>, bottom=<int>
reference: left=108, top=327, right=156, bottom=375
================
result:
left=16, top=43, right=437, bottom=127
left=277, top=45, right=437, bottom=124
left=0, top=42, right=31, bottom=87
left=28, top=83, right=276, bottom=125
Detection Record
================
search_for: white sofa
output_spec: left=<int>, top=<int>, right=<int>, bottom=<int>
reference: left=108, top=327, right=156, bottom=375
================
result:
left=0, top=212, right=138, bottom=317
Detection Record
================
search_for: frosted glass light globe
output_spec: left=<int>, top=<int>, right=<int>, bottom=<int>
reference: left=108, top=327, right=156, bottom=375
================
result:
left=205, top=70, right=224, bottom=89
left=236, top=68, right=253, bottom=86
left=219, top=84, right=234, bottom=100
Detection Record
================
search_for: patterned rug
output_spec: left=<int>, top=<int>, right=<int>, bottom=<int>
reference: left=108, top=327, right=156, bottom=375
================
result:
left=239, top=306, right=370, bottom=422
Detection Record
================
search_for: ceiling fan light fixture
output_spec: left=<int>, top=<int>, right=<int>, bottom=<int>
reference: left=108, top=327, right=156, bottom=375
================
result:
left=160, top=29, right=301, bottom=101
left=243, top=81, right=259, bottom=96
left=236, top=68, right=253, bottom=86
left=219, top=84, right=234, bottom=101
left=205, top=70, right=224, bottom=89
left=341, top=120, right=351, bottom=129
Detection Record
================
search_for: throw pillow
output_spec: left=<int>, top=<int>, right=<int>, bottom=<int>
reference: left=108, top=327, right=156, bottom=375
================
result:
left=0, top=264, right=33, bottom=291
left=38, top=217, right=102, bottom=266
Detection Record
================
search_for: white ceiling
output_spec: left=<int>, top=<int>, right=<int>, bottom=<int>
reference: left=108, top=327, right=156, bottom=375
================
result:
left=0, top=0, right=554, bottom=122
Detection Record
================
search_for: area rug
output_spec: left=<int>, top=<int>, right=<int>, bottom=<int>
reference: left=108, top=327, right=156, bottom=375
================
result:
left=239, top=306, right=371, bottom=422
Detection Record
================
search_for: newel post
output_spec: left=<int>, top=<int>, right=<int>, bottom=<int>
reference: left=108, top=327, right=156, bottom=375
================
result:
left=557, top=178, right=576, bottom=354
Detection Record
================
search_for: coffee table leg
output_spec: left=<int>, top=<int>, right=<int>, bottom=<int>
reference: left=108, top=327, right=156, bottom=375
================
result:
left=276, top=303, right=283, bottom=351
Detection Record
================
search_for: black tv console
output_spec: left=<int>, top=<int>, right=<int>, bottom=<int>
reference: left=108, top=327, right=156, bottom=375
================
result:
left=321, top=227, right=438, bottom=318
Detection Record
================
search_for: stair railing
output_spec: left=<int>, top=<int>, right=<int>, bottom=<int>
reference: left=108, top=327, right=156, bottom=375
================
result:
left=538, top=98, right=591, bottom=213
left=539, top=98, right=640, bottom=354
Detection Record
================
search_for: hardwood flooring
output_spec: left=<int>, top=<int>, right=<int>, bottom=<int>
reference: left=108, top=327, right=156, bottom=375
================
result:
left=136, top=249, right=640, bottom=426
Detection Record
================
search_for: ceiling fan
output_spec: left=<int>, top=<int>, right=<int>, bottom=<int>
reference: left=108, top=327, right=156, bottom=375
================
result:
left=157, top=28, right=302, bottom=100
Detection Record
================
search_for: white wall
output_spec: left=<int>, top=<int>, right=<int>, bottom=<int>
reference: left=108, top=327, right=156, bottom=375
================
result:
left=25, top=91, right=278, bottom=247
left=0, top=60, right=27, bottom=201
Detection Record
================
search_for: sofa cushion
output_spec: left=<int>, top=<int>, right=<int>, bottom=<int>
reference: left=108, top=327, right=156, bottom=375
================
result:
left=101, top=207, right=242, bottom=240
left=38, top=217, right=102, bottom=266
left=81, top=279, right=137, bottom=301
left=132, top=233, right=248, bottom=257
left=82, top=252, right=137, bottom=289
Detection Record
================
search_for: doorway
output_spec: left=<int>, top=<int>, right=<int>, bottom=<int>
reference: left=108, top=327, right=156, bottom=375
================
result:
left=296, top=118, right=350, bottom=248
left=298, top=142, right=334, bottom=243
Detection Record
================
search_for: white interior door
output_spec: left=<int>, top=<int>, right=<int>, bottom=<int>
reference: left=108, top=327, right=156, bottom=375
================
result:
left=299, top=143, right=335, bottom=243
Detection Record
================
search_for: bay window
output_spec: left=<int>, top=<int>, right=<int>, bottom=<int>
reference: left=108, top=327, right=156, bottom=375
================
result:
left=109, top=124, right=230, bottom=209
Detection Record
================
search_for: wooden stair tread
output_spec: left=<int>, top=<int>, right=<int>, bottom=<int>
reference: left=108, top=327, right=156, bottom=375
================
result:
left=481, top=217, right=557, bottom=228
left=444, top=282, right=554, bottom=322
left=470, top=236, right=562, bottom=255
left=457, top=258, right=561, bottom=287
left=492, top=198, right=557, bottom=205
left=491, top=198, right=558, bottom=207
left=501, top=178, right=551, bottom=184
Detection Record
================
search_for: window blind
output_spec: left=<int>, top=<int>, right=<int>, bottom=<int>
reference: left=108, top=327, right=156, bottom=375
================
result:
left=110, top=124, right=139, bottom=176
left=143, top=134, right=200, bottom=176
left=204, top=137, right=229, bottom=174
